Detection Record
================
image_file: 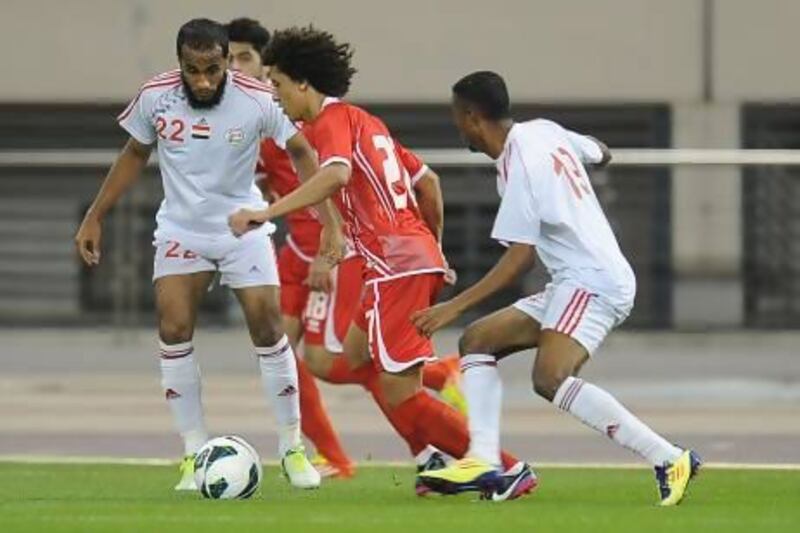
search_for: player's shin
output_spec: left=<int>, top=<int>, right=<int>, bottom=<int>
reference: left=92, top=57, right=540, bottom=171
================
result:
left=159, top=341, right=208, bottom=455
left=256, top=336, right=302, bottom=455
left=553, top=376, right=682, bottom=466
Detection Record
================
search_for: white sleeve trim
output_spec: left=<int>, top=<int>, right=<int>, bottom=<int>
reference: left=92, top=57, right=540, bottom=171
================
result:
left=118, top=120, right=156, bottom=146
left=490, top=232, right=538, bottom=247
left=320, top=156, right=352, bottom=169
left=410, top=164, right=429, bottom=186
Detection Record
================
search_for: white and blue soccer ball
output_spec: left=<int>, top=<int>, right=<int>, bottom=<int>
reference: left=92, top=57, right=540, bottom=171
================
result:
left=193, top=435, right=262, bottom=499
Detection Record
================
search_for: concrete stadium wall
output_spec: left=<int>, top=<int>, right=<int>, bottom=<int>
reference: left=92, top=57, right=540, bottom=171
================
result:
left=1, top=0, right=797, bottom=103
left=2, top=0, right=797, bottom=327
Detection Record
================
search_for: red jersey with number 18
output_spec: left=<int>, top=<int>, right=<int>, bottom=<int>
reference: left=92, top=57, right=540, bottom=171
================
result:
left=306, top=98, right=445, bottom=282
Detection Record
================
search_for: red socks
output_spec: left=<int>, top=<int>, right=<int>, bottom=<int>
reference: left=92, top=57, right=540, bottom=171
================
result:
left=296, top=357, right=353, bottom=475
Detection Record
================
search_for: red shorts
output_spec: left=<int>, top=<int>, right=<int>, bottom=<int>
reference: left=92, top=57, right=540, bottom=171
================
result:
left=353, top=273, right=445, bottom=373
left=302, top=255, right=365, bottom=351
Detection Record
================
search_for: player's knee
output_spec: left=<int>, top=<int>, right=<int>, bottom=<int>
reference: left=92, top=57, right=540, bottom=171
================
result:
left=532, top=370, right=567, bottom=402
left=458, top=324, right=492, bottom=356
left=159, top=319, right=193, bottom=345
left=251, top=323, right=284, bottom=347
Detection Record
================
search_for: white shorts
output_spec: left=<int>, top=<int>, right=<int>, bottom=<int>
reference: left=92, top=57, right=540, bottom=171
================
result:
left=152, top=225, right=279, bottom=289
left=513, top=281, right=632, bottom=355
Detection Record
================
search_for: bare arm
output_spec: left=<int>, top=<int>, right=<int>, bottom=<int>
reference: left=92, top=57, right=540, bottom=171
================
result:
left=411, top=243, right=537, bottom=336
left=74, top=137, right=153, bottom=265
left=229, top=163, right=350, bottom=236
left=285, top=132, right=345, bottom=260
left=413, top=169, right=444, bottom=243
left=446, top=243, right=535, bottom=314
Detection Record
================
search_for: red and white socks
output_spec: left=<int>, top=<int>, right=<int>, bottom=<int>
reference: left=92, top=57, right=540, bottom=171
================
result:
left=159, top=340, right=208, bottom=456
left=256, top=335, right=302, bottom=455
left=553, top=376, right=682, bottom=466
left=460, top=353, right=503, bottom=467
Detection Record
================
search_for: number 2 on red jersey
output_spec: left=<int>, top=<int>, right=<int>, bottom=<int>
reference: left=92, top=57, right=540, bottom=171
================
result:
left=373, top=135, right=413, bottom=209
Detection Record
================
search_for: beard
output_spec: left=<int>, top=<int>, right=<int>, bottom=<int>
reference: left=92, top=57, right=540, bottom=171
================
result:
left=182, top=72, right=226, bottom=109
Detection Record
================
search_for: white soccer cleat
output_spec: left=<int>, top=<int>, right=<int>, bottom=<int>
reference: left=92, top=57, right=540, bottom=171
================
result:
left=174, top=454, right=198, bottom=491
left=281, top=445, right=321, bottom=489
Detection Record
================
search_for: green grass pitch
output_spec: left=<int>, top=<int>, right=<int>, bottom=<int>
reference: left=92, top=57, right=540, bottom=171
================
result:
left=1, top=462, right=797, bottom=532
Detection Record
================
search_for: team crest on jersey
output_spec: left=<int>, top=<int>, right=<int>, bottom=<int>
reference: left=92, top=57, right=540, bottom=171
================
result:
left=225, top=128, right=245, bottom=145
left=191, top=119, right=211, bottom=139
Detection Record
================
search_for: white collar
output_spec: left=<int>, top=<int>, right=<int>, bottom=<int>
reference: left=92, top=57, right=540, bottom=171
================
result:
left=321, top=97, right=341, bottom=110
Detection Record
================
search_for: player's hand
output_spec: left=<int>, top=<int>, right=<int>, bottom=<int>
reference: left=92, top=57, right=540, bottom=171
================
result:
left=74, top=215, right=102, bottom=266
left=229, top=208, right=266, bottom=237
left=319, top=224, right=346, bottom=264
left=306, top=254, right=334, bottom=293
left=411, top=300, right=462, bottom=338
left=442, top=257, right=458, bottom=286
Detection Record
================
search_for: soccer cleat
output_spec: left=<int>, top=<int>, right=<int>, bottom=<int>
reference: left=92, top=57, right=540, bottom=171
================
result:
left=281, top=445, right=322, bottom=489
left=415, top=450, right=448, bottom=496
left=482, top=461, right=538, bottom=502
left=174, top=454, right=197, bottom=491
left=655, top=449, right=702, bottom=506
left=311, top=452, right=355, bottom=479
left=439, top=356, right=468, bottom=415
left=416, top=457, right=500, bottom=496
left=440, top=380, right=468, bottom=416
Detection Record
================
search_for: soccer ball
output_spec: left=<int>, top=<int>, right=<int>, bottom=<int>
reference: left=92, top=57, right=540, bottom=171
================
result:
left=193, top=435, right=262, bottom=499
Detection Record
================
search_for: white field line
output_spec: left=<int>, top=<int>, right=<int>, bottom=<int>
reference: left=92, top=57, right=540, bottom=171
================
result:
left=1, top=455, right=799, bottom=471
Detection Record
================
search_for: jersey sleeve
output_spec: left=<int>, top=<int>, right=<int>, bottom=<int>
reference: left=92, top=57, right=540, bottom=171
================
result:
left=565, top=130, right=604, bottom=164
left=258, top=97, right=298, bottom=148
left=313, top=105, right=353, bottom=169
left=396, top=143, right=429, bottom=186
left=117, top=89, right=157, bottom=145
left=490, top=158, right=540, bottom=247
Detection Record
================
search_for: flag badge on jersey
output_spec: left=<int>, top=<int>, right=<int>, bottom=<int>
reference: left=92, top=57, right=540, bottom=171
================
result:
left=191, top=119, right=211, bottom=139
left=225, top=128, right=245, bottom=145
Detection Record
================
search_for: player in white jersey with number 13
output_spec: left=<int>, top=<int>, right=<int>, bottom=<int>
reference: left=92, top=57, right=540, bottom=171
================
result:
left=414, top=71, right=701, bottom=505
left=74, top=18, right=331, bottom=491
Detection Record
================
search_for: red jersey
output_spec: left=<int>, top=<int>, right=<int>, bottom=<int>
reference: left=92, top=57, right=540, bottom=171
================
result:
left=307, top=99, right=445, bottom=282
left=257, top=136, right=321, bottom=259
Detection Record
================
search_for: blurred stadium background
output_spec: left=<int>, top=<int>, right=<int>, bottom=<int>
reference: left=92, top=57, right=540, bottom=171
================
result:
left=1, top=0, right=798, bottom=465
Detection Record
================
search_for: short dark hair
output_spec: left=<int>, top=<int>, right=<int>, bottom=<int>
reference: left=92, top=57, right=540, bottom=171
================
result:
left=452, top=71, right=511, bottom=120
left=176, top=18, right=228, bottom=59
left=226, top=17, right=270, bottom=61
left=264, top=25, right=356, bottom=97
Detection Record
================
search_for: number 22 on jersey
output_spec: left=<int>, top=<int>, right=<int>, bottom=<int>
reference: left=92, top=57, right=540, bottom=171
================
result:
left=156, top=117, right=185, bottom=142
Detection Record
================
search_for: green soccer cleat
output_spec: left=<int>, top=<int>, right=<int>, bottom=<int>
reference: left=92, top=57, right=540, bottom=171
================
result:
left=174, top=454, right=197, bottom=491
left=281, top=445, right=322, bottom=489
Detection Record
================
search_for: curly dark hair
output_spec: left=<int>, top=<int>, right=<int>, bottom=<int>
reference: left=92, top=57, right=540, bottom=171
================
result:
left=264, top=25, right=356, bottom=97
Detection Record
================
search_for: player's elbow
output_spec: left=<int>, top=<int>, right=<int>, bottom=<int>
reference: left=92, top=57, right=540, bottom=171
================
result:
left=589, top=137, right=612, bottom=168
left=598, top=145, right=612, bottom=168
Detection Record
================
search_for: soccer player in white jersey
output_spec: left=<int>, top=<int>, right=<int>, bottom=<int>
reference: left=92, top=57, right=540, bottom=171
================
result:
left=414, top=71, right=701, bottom=505
left=73, top=18, right=326, bottom=491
